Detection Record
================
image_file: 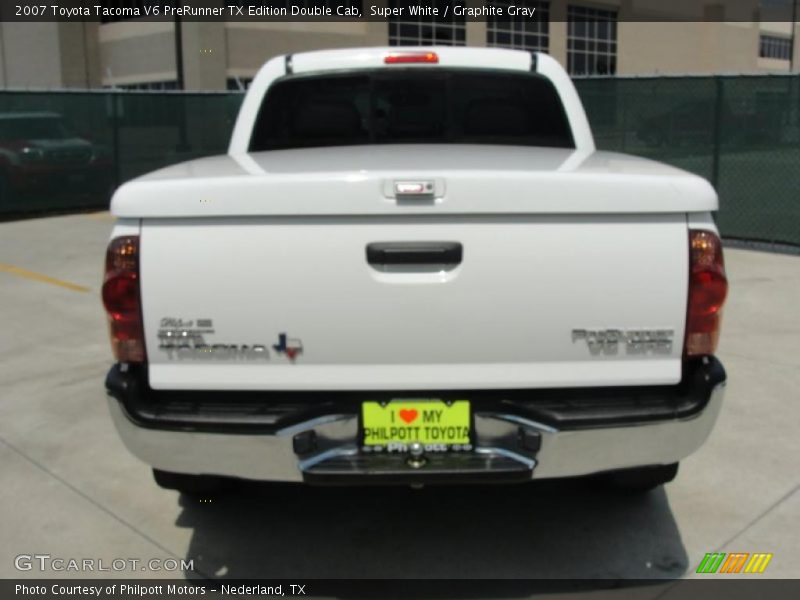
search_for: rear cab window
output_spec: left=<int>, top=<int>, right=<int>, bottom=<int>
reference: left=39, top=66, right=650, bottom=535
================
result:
left=249, top=69, right=575, bottom=151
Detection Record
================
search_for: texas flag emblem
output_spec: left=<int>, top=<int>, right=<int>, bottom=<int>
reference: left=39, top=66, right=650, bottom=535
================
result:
left=272, top=333, right=303, bottom=361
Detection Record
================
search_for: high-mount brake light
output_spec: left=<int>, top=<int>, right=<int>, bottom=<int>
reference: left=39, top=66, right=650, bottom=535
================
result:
left=102, top=236, right=145, bottom=363
left=384, top=52, right=439, bottom=64
left=685, top=230, right=728, bottom=357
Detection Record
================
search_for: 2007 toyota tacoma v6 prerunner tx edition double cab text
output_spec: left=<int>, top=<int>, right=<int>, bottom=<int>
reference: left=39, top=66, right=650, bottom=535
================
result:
left=103, top=48, right=728, bottom=494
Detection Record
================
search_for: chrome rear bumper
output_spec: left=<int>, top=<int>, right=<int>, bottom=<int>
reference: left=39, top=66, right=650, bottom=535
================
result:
left=107, top=376, right=725, bottom=484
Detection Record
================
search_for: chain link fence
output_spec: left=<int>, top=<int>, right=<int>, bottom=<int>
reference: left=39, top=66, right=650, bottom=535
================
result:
left=575, top=74, right=800, bottom=248
left=0, top=90, right=240, bottom=216
left=1, top=76, right=798, bottom=248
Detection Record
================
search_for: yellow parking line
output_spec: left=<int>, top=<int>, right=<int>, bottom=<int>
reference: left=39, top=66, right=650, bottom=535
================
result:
left=0, top=263, right=91, bottom=293
left=86, top=211, right=115, bottom=221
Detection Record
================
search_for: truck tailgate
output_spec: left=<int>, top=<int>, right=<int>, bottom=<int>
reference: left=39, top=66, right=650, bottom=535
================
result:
left=141, top=213, right=688, bottom=390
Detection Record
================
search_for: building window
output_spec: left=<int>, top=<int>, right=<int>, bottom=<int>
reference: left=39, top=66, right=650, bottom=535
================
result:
left=567, top=5, right=618, bottom=76
left=487, top=1, right=549, bottom=52
left=388, top=0, right=466, bottom=46
left=759, top=35, right=792, bottom=60
left=227, top=77, right=253, bottom=91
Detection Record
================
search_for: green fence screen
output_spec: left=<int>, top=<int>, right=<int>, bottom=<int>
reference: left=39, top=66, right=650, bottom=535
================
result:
left=574, top=75, right=800, bottom=248
left=1, top=75, right=798, bottom=247
left=0, top=90, right=240, bottom=216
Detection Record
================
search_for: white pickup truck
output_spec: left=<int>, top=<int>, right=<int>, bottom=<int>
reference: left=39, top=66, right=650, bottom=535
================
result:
left=103, top=47, right=728, bottom=494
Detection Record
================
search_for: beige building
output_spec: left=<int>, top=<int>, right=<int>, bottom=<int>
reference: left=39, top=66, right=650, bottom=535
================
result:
left=0, top=0, right=798, bottom=90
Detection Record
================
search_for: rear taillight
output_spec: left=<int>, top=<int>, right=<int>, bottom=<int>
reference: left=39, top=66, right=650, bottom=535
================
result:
left=102, top=236, right=145, bottom=363
left=685, top=230, right=728, bottom=357
left=384, top=52, right=439, bottom=64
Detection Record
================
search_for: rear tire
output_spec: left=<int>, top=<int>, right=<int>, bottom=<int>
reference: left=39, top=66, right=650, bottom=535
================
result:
left=152, top=469, right=229, bottom=495
left=605, top=463, right=679, bottom=493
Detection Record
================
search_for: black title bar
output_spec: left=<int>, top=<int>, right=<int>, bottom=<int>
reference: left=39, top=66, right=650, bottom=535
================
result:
left=1, top=0, right=798, bottom=22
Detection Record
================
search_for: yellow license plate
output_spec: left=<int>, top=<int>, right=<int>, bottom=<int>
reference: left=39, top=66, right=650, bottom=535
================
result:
left=361, top=400, right=471, bottom=446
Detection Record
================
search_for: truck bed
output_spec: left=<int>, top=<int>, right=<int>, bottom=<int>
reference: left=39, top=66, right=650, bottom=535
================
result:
left=109, top=145, right=705, bottom=391
left=112, top=145, right=716, bottom=218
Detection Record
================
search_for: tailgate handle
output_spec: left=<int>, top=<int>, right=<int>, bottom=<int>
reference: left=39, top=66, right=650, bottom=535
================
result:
left=366, top=242, right=463, bottom=267
left=394, top=180, right=435, bottom=198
